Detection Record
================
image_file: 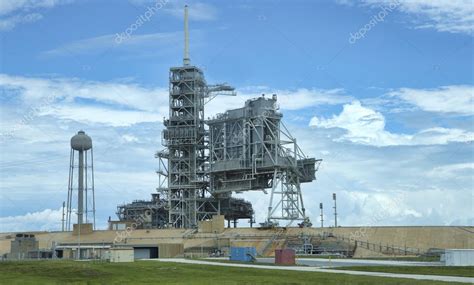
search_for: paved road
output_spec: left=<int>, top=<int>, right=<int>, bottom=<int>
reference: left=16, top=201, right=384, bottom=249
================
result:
left=150, top=258, right=474, bottom=284
left=257, top=257, right=443, bottom=268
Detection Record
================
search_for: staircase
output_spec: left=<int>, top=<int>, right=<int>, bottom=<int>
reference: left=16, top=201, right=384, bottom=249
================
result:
left=259, top=228, right=287, bottom=256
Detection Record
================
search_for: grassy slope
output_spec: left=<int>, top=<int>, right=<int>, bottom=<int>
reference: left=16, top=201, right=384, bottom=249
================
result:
left=336, top=266, right=474, bottom=277
left=0, top=260, right=463, bottom=285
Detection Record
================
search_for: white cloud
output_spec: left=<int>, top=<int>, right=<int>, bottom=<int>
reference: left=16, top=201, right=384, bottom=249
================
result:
left=266, top=88, right=351, bottom=110
left=341, top=0, right=474, bottom=35
left=41, top=31, right=182, bottom=57
left=1, top=72, right=473, bottom=229
left=287, top=123, right=473, bottom=226
left=393, top=0, right=474, bottom=34
left=309, top=101, right=474, bottom=146
left=389, top=85, right=474, bottom=116
left=0, top=0, right=72, bottom=16
left=428, top=162, right=474, bottom=178
left=0, top=74, right=168, bottom=127
left=0, top=208, right=62, bottom=232
left=0, top=12, right=42, bottom=31
left=0, top=0, right=73, bottom=30
left=337, top=188, right=472, bottom=226
left=43, top=105, right=162, bottom=127
left=0, top=74, right=349, bottom=130
left=121, top=134, right=139, bottom=143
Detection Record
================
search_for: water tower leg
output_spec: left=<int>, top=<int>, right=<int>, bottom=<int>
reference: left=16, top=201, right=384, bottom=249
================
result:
left=78, top=150, right=84, bottom=225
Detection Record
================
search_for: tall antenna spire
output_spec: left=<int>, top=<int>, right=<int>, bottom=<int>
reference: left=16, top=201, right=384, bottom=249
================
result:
left=183, top=5, right=190, bottom=66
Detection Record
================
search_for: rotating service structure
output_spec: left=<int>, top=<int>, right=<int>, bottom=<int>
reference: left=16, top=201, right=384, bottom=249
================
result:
left=207, top=95, right=321, bottom=226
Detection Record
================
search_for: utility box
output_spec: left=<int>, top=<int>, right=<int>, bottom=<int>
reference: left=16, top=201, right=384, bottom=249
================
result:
left=230, top=247, right=256, bottom=262
left=110, top=247, right=134, bottom=263
left=275, top=249, right=295, bottom=265
left=445, top=249, right=474, bottom=266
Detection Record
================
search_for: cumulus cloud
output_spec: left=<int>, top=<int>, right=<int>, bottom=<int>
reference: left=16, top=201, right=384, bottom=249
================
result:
left=336, top=188, right=473, bottom=226
left=0, top=208, right=63, bottom=232
left=1, top=72, right=472, bottom=229
left=309, top=101, right=474, bottom=146
left=389, top=85, right=474, bottom=116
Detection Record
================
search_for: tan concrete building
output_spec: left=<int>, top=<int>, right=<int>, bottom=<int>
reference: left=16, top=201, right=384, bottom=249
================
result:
left=1, top=224, right=472, bottom=260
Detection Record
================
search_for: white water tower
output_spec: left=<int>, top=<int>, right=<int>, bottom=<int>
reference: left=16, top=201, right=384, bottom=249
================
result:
left=66, top=130, right=96, bottom=230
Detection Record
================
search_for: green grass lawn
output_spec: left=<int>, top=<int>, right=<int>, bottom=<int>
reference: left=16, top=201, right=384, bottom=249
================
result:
left=336, top=266, right=474, bottom=277
left=0, top=260, right=465, bottom=285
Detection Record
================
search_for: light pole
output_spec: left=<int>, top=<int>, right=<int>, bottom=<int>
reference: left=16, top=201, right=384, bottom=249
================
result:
left=319, top=203, right=324, bottom=228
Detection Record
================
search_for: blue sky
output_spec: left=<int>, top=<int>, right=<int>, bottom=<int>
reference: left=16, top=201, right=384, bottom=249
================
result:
left=0, top=0, right=473, bottom=231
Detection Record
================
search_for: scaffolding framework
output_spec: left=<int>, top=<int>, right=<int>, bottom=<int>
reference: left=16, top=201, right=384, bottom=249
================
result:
left=158, top=66, right=216, bottom=228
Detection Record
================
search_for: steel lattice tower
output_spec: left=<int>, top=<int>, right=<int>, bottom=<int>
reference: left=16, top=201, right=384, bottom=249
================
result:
left=157, top=6, right=231, bottom=228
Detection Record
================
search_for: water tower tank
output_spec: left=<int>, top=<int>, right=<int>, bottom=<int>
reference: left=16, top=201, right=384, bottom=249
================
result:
left=71, top=130, right=92, bottom=151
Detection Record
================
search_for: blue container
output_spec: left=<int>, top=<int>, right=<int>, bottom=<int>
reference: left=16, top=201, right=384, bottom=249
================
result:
left=230, top=247, right=256, bottom=262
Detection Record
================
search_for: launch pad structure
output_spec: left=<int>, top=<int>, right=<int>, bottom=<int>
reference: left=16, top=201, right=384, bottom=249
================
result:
left=117, top=5, right=321, bottom=229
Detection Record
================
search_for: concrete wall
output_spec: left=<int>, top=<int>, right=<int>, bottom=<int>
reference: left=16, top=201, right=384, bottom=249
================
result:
left=320, top=226, right=474, bottom=251
left=1, top=226, right=472, bottom=259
